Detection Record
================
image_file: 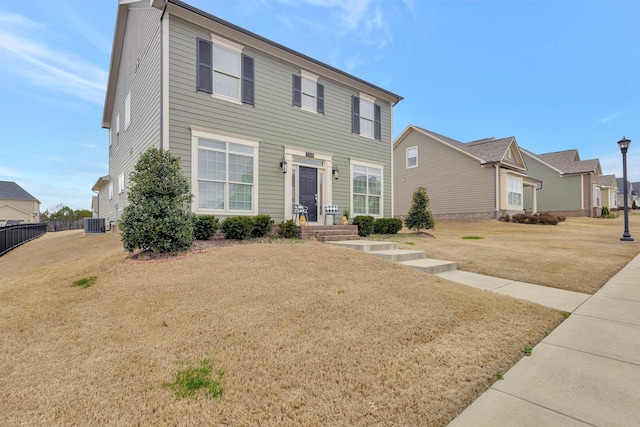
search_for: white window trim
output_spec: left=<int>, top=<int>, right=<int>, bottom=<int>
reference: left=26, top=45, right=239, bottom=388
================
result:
left=300, top=70, right=319, bottom=113
left=350, top=158, right=384, bottom=218
left=358, top=92, right=376, bottom=140
left=191, top=127, right=260, bottom=215
left=507, top=177, right=523, bottom=207
left=118, top=173, right=125, bottom=194
left=595, top=186, right=601, bottom=207
left=406, top=146, right=418, bottom=169
left=210, top=34, right=243, bottom=105
left=124, top=91, right=131, bottom=130
left=108, top=183, right=114, bottom=200
left=115, top=113, right=120, bottom=135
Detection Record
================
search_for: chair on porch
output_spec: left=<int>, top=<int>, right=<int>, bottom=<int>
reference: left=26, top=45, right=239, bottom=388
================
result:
left=293, top=204, right=308, bottom=224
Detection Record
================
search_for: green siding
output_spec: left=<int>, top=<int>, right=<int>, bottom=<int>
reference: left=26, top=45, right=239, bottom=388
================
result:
left=168, top=17, right=394, bottom=221
left=522, top=152, right=583, bottom=212
left=101, top=7, right=162, bottom=224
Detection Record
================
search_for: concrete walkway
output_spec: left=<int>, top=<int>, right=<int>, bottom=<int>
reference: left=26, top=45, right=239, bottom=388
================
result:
left=448, top=253, right=640, bottom=427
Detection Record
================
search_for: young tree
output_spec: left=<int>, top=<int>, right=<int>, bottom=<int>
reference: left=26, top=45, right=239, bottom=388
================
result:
left=405, top=186, right=435, bottom=233
left=120, top=147, right=194, bottom=253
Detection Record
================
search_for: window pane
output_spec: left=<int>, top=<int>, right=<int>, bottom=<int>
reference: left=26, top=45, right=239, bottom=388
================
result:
left=353, top=173, right=367, bottom=194
left=360, top=98, right=374, bottom=119
left=199, top=181, right=225, bottom=209
left=229, top=153, right=253, bottom=183
left=213, top=45, right=240, bottom=76
left=228, top=143, right=253, bottom=154
left=353, top=194, right=366, bottom=214
left=368, top=196, right=380, bottom=215
left=368, top=175, right=381, bottom=196
left=360, top=118, right=373, bottom=138
left=301, top=77, right=316, bottom=96
left=302, top=93, right=315, bottom=110
left=229, top=183, right=252, bottom=210
left=214, top=72, right=239, bottom=99
left=198, top=149, right=226, bottom=181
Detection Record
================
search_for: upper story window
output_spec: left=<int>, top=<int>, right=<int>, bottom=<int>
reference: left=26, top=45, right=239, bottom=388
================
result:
left=406, top=146, right=417, bottom=168
left=292, top=70, right=324, bottom=114
left=197, top=36, right=254, bottom=105
left=352, top=93, right=381, bottom=140
left=108, top=183, right=114, bottom=200
left=118, top=173, right=125, bottom=194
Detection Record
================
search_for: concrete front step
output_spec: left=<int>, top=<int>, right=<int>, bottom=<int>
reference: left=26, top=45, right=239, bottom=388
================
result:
left=299, top=225, right=359, bottom=242
left=328, top=240, right=399, bottom=251
left=399, top=258, right=458, bottom=274
left=369, top=249, right=426, bottom=262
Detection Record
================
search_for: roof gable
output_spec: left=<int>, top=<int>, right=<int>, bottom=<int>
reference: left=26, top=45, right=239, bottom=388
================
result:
left=530, top=149, right=601, bottom=175
left=0, top=181, right=39, bottom=202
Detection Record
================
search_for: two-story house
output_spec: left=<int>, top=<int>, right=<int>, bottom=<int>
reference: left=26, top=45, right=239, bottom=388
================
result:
left=93, top=0, right=402, bottom=227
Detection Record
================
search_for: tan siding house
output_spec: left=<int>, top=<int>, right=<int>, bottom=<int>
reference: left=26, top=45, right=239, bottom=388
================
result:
left=393, top=126, right=540, bottom=220
left=95, top=0, right=402, bottom=225
left=0, top=181, right=41, bottom=225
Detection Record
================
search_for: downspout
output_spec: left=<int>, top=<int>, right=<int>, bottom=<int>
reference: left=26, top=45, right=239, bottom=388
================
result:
left=494, top=165, right=500, bottom=218
left=159, top=0, right=168, bottom=150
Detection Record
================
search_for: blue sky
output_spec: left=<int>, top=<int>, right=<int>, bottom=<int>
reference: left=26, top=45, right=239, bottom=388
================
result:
left=1, top=0, right=638, bottom=211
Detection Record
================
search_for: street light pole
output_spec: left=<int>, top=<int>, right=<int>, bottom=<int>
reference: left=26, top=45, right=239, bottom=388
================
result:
left=618, top=136, right=634, bottom=242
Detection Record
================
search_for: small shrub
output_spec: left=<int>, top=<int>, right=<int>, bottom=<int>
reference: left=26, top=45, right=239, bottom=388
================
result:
left=374, top=218, right=403, bottom=234
left=192, top=215, right=219, bottom=240
left=252, top=214, right=273, bottom=238
left=511, top=213, right=560, bottom=225
left=405, top=186, right=435, bottom=233
left=504, top=214, right=511, bottom=222
left=342, top=209, right=350, bottom=220
left=221, top=216, right=254, bottom=240
left=633, top=200, right=638, bottom=210
left=601, top=206, right=610, bottom=217
left=352, top=215, right=375, bottom=236
left=277, top=219, right=298, bottom=238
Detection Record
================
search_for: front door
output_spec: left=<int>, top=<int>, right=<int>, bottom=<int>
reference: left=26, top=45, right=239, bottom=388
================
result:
left=299, top=166, right=318, bottom=222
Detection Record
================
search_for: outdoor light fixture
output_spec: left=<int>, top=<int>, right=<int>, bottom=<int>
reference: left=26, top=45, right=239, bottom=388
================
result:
left=280, top=157, right=288, bottom=174
left=617, top=136, right=633, bottom=241
left=332, top=164, right=339, bottom=180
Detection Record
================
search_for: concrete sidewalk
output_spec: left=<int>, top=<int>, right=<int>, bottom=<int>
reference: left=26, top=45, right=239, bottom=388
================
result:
left=435, top=270, right=590, bottom=312
left=448, top=253, right=640, bottom=427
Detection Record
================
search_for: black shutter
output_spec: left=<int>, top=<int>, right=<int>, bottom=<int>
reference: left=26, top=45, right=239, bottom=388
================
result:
left=292, top=75, right=302, bottom=107
left=317, top=83, right=324, bottom=114
left=241, top=54, right=254, bottom=105
left=196, top=38, right=212, bottom=93
left=374, top=104, right=381, bottom=140
left=351, top=96, right=360, bottom=134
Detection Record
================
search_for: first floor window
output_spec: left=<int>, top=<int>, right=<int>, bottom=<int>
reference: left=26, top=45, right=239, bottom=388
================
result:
left=508, top=177, right=523, bottom=206
left=595, top=187, right=601, bottom=207
left=352, top=163, right=383, bottom=216
left=194, top=131, right=258, bottom=213
left=108, top=183, right=113, bottom=200
left=118, top=173, right=125, bottom=194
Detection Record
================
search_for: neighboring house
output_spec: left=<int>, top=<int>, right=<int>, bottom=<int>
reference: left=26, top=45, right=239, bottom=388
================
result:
left=521, top=149, right=603, bottom=217
left=616, top=178, right=639, bottom=208
left=393, top=126, right=541, bottom=220
left=94, top=0, right=402, bottom=227
left=597, top=175, right=618, bottom=210
left=0, top=181, right=41, bottom=226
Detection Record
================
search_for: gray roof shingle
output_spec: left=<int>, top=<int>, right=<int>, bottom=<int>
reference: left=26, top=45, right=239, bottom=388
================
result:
left=0, top=181, right=39, bottom=202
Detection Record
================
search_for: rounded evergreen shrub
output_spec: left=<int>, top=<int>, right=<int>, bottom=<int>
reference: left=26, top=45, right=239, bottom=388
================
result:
left=252, top=214, right=273, bottom=238
left=192, top=214, right=219, bottom=240
left=277, top=219, right=298, bottom=239
left=374, top=218, right=403, bottom=234
left=221, top=216, right=254, bottom=240
left=352, top=215, right=375, bottom=236
left=119, top=147, right=194, bottom=253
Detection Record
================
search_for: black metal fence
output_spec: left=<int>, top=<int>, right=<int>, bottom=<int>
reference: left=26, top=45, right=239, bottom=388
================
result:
left=0, top=223, right=47, bottom=257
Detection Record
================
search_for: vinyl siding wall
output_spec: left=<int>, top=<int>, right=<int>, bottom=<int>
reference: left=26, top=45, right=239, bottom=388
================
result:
left=0, top=200, right=40, bottom=223
left=393, top=129, right=495, bottom=218
left=101, top=6, right=162, bottom=225
left=167, top=16, right=394, bottom=221
left=522, top=153, right=583, bottom=213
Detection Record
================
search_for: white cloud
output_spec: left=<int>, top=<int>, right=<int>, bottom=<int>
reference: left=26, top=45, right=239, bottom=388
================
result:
left=0, top=166, right=23, bottom=179
left=0, top=11, right=107, bottom=105
left=598, top=110, right=624, bottom=124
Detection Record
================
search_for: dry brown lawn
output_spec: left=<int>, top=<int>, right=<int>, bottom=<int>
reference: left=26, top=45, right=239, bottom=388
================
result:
left=382, top=215, right=640, bottom=294
left=1, top=230, right=564, bottom=426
